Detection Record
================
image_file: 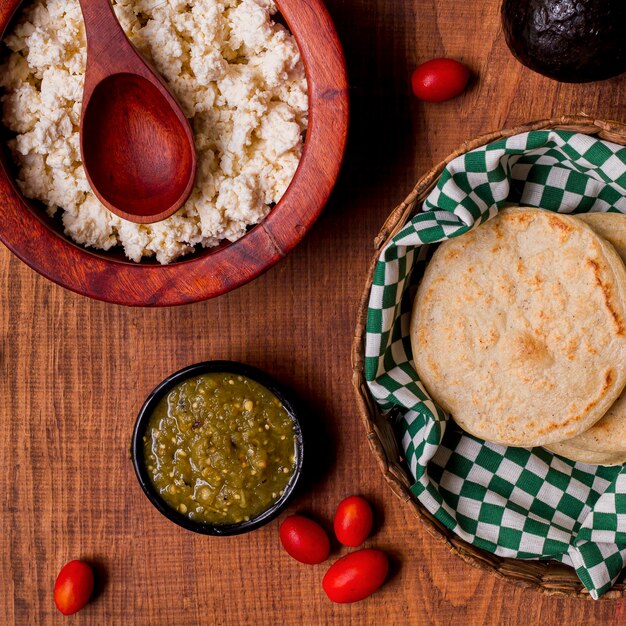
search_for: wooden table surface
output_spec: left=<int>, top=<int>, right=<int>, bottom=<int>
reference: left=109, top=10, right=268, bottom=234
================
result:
left=2, top=1, right=626, bottom=624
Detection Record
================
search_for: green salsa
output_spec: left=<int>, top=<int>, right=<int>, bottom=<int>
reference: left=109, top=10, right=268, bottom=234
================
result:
left=143, top=372, right=297, bottom=525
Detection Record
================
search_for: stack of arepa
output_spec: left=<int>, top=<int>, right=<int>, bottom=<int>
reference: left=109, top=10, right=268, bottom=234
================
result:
left=410, top=207, right=626, bottom=465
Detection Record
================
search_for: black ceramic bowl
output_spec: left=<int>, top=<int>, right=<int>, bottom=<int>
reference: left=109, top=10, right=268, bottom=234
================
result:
left=132, top=360, right=305, bottom=535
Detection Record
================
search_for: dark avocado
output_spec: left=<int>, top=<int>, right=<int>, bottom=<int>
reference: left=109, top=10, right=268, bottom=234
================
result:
left=501, top=0, right=626, bottom=83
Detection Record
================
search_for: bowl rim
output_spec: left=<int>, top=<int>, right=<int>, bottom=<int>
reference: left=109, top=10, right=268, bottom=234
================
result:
left=0, top=0, right=349, bottom=306
left=131, top=360, right=305, bottom=536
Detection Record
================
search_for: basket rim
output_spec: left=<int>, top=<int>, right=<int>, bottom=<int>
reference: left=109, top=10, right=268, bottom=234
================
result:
left=351, top=114, right=626, bottom=600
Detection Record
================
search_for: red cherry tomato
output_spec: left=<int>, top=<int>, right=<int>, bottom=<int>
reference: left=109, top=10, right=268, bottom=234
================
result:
left=54, top=560, right=94, bottom=615
left=333, top=496, right=373, bottom=547
left=322, top=549, right=389, bottom=603
left=411, top=58, right=471, bottom=102
left=279, top=515, right=330, bottom=564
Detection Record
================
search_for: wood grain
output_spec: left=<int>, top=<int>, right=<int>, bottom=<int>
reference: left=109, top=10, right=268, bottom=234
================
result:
left=1, top=0, right=625, bottom=624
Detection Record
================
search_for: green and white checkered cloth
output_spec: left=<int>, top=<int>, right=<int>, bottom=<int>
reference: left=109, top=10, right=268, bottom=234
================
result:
left=364, top=130, right=626, bottom=598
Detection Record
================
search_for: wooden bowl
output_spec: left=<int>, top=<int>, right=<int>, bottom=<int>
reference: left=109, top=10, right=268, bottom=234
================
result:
left=0, top=0, right=348, bottom=306
left=352, top=116, right=626, bottom=599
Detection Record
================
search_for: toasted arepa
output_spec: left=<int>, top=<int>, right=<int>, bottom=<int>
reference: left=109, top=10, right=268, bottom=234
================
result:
left=410, top=207, right=626, bottom=447
left=547, top=440, right=626, bottom=466
left=545, top=212, right=626, bottom=457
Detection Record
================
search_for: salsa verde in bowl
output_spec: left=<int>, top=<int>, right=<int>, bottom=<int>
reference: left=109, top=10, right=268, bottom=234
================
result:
left=132, top=361, right=304, bottom=535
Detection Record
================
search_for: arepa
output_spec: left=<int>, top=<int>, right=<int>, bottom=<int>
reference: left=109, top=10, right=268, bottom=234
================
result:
left=547, top=440, right=626, bottom=467
left=545, top=212, right=626, bottom=458
left=410, top=207, right=626, bottom=447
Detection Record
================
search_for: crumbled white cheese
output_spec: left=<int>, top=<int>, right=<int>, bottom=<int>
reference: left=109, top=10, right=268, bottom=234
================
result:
left=0, top=0, right=308, bottom=264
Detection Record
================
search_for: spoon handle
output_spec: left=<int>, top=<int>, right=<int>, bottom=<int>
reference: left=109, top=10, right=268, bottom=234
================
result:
left=78, top=0, right=137, bottom=70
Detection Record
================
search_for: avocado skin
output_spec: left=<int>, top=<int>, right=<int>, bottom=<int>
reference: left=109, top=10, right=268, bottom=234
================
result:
left=502, top=0, right=626, bottom=83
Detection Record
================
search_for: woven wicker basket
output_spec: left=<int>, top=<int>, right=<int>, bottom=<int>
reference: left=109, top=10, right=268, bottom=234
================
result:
left=351, top=115, right=626, bottom=599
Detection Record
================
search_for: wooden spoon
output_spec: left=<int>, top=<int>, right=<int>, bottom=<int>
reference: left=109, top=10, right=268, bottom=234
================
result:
left=78, top=0, right=196, bottom=224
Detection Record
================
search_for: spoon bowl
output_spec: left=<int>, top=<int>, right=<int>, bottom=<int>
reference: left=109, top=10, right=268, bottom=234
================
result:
left=78, top=0, right=196, bottom=223
left=82, top=73, right=196, bottom=222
